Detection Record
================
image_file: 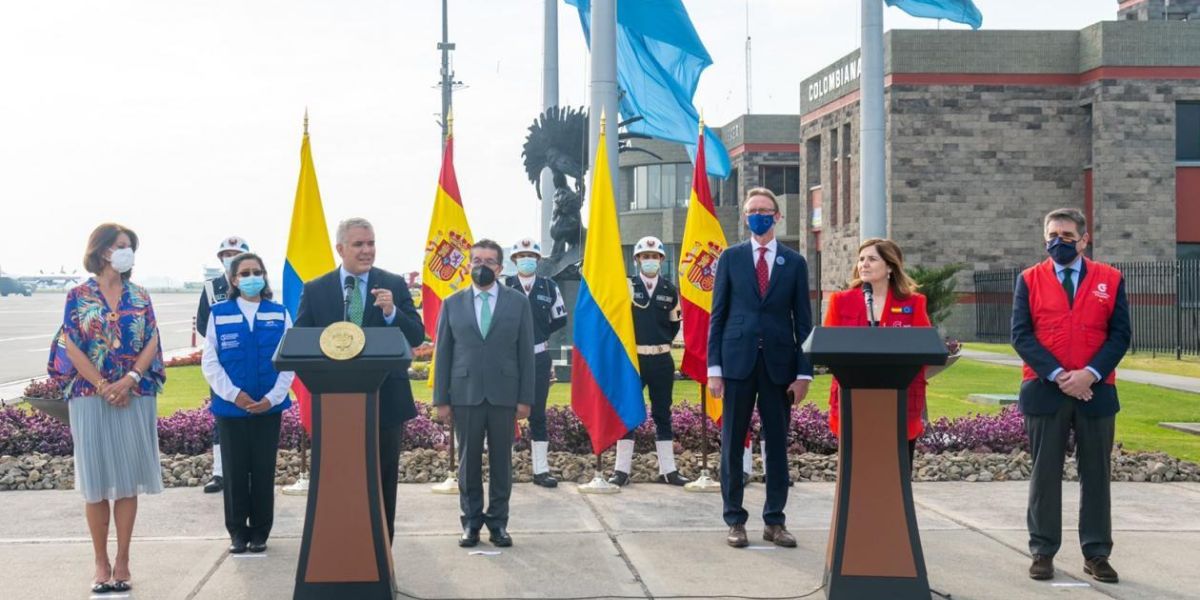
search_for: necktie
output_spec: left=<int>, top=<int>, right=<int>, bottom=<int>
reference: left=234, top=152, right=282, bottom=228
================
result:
left=1061, top=267, right=1075, bottom=308
left=480, top=291, right=493, bottom=336
left=756, top=247, right=770, bottom=296
left=347, top=277, right=364, bottom=325
left=524, top=284, right=531, bottom=294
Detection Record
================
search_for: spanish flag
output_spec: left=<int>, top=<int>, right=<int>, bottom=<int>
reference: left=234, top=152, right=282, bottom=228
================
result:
left=282, top=114, right=335, bottom=433
left=678, top=121, right=727, bottom=422
left=421, top=125, right=474, bottom=343
left=571, top=114, right=646, bottom=454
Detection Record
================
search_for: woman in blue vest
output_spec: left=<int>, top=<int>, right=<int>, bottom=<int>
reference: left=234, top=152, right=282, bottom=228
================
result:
left=200, top=252, right=294, bottom=554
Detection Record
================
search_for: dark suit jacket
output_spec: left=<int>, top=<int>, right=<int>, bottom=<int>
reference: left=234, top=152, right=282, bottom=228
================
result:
left=1011, top=260, right=1131, bottom=417
left=708, top=240, right=814, bottom=384
left=295, top=267, right=425, bottom=425
left=432, top=285, right=535, bottom=408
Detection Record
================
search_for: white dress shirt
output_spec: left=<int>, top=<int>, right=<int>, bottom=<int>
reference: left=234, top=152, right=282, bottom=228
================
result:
left=640, top=274, right=658, bottom=296
left=751, top=237, right=778, bottom=278
left=339, top=265, right=396, bottom=323
left=517, top=274, right=536, bottom=293
left=201, top=297, right=296, bottom=407
left=473, top=284, right=499, bottom=332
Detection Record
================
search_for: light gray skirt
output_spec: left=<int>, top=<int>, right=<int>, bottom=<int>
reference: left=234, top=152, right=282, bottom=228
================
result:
left=68, top=395, right=163, bottom=503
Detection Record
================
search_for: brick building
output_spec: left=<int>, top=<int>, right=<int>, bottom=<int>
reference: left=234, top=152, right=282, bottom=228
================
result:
left=616, top=114, right=801, bottom=280
left=799, top=3, right=1200, bottom=337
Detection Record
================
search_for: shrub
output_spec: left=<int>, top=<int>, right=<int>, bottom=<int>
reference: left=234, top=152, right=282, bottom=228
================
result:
left=164, top=351, right=202, bottom=368
left=909, top=263, right=964, bottom=325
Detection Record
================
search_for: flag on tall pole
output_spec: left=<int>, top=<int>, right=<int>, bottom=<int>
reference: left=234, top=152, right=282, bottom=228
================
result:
left=282, top=110, right=335, bottom=433
left=886, top=0, right=983, bottom=29
left=421, top=114, right=474, bottom=344
left=571, top=111, right=646, bottom=454
left=677, top=119, right=727, bottom=423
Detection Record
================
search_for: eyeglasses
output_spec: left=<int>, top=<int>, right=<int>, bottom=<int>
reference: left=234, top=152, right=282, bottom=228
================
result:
left=237, top=269, right=265, bottom=277
left=471, top=259, right=501, bottom=267
left=746, top=208, right=777, bottom=216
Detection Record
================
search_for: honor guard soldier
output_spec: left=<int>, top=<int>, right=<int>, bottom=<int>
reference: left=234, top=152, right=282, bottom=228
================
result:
left=505, top=238, right=568, bottom=487
left=609, top=237, right=691, bottom=486
left=196, top=235, right=251, bottom=494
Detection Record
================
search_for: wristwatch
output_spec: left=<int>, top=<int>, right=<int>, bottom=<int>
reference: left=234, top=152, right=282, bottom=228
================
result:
left=126, top=370, right=143, bottom=384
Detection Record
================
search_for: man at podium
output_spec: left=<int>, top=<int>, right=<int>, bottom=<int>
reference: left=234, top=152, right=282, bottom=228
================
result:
left=295, top=217, right=425, bottom=543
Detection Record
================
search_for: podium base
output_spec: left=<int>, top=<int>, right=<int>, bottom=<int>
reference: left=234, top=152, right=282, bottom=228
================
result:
left=577, top=472, right=621, bottom=494
left=431, top=476, right=459, bottom=494
left=281, top=475, right=309, bottom=496
left=684, top=470, right=721, bottom=493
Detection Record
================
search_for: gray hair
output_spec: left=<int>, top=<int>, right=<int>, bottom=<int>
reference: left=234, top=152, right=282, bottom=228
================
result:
left=1043, top=208, right=1087, bottom=236
left=336, top=217, right=374, bottom=245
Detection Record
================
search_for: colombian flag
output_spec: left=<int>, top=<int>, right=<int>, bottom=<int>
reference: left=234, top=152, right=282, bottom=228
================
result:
left=677, top=122, right=727, bottom=423
left=282, top=117, right=335, bottom=433
left=571, top=115, right=646, bottom=454
left=421, top=127, right=474, bottom=344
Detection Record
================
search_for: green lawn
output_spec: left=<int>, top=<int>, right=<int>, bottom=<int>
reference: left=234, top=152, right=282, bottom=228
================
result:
left=161, top=357, right=1200, bottom=462
left=968, top=341, right=1200, bottom=379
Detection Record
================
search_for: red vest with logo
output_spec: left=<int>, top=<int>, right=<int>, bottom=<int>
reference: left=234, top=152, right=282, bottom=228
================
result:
left=1020, top=258, right=1121, bottom=384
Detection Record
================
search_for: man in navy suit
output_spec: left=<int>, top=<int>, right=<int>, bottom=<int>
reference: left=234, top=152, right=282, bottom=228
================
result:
left=708, top=187, right=813, bottom=549
left=295, top=217, right=425, bottom=544
left=1011, top=208, right=1130, bottom=584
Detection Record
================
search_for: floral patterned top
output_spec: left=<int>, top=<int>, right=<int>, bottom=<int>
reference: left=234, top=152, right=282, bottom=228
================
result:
left=47, top=278, right=166, bottom=400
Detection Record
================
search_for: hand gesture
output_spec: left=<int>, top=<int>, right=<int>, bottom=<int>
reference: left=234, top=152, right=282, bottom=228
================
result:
left=787, top=379, right=811, bottom=404
left=105, top=377, right=135, bottom=406
left=370, top=288, right=395, bottom=318
left=234, top=391, right=257, bottom=411
left=707, top=376, right=724, bottom=400
left=1057, top=369, right=1096, bottom=401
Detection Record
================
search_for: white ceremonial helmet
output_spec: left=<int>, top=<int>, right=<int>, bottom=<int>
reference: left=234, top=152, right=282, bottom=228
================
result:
left=217, top=236, right=250, bottom=256
left=510, top=238, right=543, bottom=258
left=632, top=236, right=666, bottom=259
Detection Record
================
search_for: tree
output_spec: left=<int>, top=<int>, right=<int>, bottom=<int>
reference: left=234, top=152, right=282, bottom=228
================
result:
left=909, top=263, right=964, bottom=325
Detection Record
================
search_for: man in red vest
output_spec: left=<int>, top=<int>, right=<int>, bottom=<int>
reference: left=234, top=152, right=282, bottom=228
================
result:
left=1011, top=208, right=1130, bottom=585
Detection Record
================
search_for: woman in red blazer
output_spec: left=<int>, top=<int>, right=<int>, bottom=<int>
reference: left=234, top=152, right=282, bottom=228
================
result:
left=824, top=238, right=931, bottom=469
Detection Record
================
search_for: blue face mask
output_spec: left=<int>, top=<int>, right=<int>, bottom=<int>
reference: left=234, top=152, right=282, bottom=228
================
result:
left=747, top=213, right=775, bottom=236
left=516, top=257, right=538, bottom=277
left=639, top=259, right=661, bottom=277
left=238, top=276, right=266, bottom=298
left=1046, top=237, right=1080, bottom=266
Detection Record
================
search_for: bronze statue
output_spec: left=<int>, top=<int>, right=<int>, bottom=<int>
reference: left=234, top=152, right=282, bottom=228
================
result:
left=523, top=106, right=589, bottom=270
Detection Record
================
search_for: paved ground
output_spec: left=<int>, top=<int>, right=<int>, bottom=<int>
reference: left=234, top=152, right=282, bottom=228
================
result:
left=2, top=480, right=1197, bottom=599
left=0, top=292, right=199, bottom=401
left=960, top=348, right=1200, bottom=394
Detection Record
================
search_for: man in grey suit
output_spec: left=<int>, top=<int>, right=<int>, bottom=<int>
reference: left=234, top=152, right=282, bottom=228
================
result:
left=433, top=239, right=535, bottom=548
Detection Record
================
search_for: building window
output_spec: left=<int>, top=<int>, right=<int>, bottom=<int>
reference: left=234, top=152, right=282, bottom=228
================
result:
left=1179, top=102, right=1200, bottom=161
left=829, top=129, right=839, bottom=227
left=841, top=124, right=852, bottom=225
left=760, top=166, right=800, bottom=196
left=625, top=163, right=693, bottom=210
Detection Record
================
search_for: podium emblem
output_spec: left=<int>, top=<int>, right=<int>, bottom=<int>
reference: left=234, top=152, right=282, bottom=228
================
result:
left=319, top=322, right=366, bottom=361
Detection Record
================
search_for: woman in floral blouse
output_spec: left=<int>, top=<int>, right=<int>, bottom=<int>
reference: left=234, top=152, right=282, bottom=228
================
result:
left=48, top=223, right=165, bottom=594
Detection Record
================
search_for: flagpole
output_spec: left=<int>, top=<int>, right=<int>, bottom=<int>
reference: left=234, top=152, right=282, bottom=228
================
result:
left=860, top=0, right=887, bottom=239
left=685, top=384, right=720, bottom=492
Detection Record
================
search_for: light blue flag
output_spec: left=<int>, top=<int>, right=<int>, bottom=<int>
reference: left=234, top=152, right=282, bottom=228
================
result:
left=565, top=0, right=732, bottom=178
left=886, top=0, right=983, bottom=29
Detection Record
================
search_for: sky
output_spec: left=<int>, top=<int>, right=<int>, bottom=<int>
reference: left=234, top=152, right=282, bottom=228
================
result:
left=0, top=1, right=1115, bottom=287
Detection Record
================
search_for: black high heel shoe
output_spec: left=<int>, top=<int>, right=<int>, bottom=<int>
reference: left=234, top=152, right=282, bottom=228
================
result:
left=92, top=564, right=114, bottom=594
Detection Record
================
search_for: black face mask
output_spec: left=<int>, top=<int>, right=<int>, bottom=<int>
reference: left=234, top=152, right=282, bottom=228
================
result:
left=1046, top=237, right=1080, bottom=266
left=471, top=265, right=497, bottom=286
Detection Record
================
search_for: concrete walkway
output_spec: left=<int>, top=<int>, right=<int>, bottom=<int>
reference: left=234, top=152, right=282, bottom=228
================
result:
left=2, top=481, right=1198, bottom=599
left=960, top=348, right=1200, bottom=395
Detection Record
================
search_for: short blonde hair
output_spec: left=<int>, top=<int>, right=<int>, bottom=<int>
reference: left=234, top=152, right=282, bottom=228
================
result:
left=743, top=187, right=780, bottom=213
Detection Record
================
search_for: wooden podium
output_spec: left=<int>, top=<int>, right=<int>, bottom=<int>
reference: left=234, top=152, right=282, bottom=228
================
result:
left=805, top=327, right=947, bottom=600
left=274, top=327, right=412, bottom=600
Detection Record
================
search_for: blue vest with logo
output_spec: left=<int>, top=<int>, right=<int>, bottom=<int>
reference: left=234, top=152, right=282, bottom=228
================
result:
left=210, top=299, right=292, bottom=418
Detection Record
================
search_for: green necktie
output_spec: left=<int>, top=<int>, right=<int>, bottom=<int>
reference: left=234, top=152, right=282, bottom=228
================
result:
left=479, top=291, right=492, bottom=337
left=348, top=277, right=364, bottom=325
left=1061, top=267, right=1075, bottom=307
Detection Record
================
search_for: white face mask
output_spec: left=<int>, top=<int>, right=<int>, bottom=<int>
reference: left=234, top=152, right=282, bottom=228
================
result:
left=110, top=248, right=135, bottom=273
left=639, top=259, right=661, bottom=277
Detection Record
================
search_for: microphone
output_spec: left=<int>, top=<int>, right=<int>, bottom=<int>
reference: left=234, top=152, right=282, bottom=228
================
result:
left=343, top=275, right=355, bottom=322
left=862, top=282, right=877, bottom=328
